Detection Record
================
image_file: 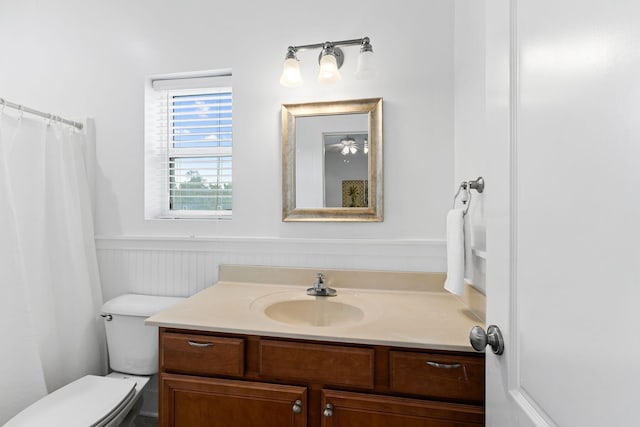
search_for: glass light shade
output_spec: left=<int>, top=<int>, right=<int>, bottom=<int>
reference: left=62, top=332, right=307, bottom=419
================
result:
left=355, top=50, right=376, bottom=80
left=341, top=145, right=349, bottom=155
left=280, top=58, right=304, bottom=87
left=318, top=54, right=341, bottom=83
left=349, top=146, right=357, bottom=154
left=363, top=139, right=369, bottom=154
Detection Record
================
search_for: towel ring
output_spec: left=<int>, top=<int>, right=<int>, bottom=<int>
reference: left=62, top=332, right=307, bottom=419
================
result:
left=453, top=177, right=484, bottom=216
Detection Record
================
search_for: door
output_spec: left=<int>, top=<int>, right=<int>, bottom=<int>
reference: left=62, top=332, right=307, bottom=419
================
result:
left=160, top=374, right=307, bottom=427
left=320, top=389, right=484, bottom=426
left=483, top=0, right=640, bottom=425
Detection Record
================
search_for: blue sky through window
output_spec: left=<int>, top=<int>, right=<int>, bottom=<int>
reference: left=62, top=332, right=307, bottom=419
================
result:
left=171, top=92, right=232, bottom=149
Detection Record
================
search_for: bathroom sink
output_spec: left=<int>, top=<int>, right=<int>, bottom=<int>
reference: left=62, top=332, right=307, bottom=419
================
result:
left=249, top=290, right=371, bottom=328
left=263, top=299, right=365, bottom=327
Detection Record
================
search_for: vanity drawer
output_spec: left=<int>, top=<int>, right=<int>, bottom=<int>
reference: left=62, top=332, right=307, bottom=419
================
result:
left=259, top=339, right=374, bottom=389
left=160, top=332, right=245, bottom=377
left=389, top=351, right=484, bottom=403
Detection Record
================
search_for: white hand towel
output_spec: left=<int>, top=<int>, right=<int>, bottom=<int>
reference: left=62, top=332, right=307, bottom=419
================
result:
left=444, top=208, right=465, bottom=295
left=464, top=213, right=474, bottom=285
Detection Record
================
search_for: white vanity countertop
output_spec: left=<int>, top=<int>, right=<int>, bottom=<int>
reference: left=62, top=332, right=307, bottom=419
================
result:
left=145, top=272, right=485, bottom=352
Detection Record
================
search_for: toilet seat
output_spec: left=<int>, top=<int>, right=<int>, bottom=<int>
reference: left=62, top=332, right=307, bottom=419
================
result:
left=5, top=375, right=138, bottom=427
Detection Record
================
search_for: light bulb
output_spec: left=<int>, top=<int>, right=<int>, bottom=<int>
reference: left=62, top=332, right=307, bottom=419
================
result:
left=318, top=53, right=341, bottom=83
left=280, top=57, right=303, bottom=87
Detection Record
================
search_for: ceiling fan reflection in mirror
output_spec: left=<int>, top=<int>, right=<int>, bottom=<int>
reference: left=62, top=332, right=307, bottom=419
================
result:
left=324, top=132, right=369, bottom=156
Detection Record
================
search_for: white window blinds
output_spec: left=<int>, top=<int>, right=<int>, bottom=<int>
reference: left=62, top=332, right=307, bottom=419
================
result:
left=145, top=72, right=232, bottom=219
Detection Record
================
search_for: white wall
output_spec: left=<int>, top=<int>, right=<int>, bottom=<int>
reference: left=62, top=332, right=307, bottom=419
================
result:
left=454, top=0, right=488, bottom=293
left=0, top=0, right=455, bottom=297
left=294, top=116, right=325, bottom=208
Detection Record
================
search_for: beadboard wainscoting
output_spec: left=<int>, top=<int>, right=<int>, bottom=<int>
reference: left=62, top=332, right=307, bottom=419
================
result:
left=95, top=236, right=446, bottom=301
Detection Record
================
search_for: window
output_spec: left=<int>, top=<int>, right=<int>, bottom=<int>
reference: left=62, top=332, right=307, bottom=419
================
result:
left=145, top=71, right=232, bottom=219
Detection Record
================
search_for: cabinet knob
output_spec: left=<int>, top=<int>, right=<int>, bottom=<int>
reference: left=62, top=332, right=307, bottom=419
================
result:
left=323, top=403, right=334, bottom=417
left=292, top=400, right=303, bottom=414
left=469, top=325, right=504, bottom=355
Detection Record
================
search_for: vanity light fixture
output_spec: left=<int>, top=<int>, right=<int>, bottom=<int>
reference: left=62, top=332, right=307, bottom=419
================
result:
left=279, top=37, right=375, bottom=87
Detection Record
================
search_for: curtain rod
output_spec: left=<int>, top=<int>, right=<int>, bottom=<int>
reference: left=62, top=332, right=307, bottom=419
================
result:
left=0, top=97, right=83, bottom=130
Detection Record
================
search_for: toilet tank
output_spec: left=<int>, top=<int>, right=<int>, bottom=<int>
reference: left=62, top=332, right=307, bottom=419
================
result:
left=101, top=294, right=185, bottom=375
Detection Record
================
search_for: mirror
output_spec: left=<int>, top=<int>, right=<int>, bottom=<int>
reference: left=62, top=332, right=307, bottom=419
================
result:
left=282, top=98, right=383, bottom=221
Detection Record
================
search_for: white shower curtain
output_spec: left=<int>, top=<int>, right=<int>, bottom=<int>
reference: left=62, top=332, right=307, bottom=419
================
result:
left=0, top=112, right=107, bottom=424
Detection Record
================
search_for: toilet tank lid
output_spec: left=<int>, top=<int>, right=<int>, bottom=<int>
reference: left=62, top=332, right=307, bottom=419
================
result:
left=101, top=293, right=186, bottom=317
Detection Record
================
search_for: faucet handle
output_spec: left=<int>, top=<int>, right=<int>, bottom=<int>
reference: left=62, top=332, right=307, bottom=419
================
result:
left=307, top=272, right=337, bottom=297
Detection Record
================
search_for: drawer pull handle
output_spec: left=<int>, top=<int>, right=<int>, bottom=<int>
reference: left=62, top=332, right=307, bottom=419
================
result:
left=426, top=361, right=462, bottom=369
left=187, top=340, right=214, bottom=348
left=292, top=400, right=303, bottom=414
left=323, top=404, right=334, bottom=417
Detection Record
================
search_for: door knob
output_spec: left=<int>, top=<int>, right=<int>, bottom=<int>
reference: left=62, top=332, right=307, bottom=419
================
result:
left=469, top=325, right=504, bottom=355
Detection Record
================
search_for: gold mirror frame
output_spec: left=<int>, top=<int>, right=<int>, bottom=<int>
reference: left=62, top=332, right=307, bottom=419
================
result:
left=282, top=98, right=383, bottom=222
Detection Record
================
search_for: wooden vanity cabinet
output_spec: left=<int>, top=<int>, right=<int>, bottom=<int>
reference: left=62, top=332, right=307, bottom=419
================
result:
left=159, top=328, right=485, bottom=427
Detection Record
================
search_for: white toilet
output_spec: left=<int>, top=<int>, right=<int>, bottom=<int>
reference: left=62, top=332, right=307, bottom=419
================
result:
left=6, top=294, right=185, bottom=427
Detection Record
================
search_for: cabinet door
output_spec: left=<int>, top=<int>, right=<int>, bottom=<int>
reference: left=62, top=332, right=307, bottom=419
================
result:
left=160, top=374, right=307, bottom=427
left=321, top=389, right=484, bottom=427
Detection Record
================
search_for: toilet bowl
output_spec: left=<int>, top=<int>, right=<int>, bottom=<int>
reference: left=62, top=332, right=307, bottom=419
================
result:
left=5, top=294, right=185, bottom=427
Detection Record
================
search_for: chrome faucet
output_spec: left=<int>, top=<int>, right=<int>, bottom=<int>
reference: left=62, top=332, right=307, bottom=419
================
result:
left=306, top=273, right=337, bottom=296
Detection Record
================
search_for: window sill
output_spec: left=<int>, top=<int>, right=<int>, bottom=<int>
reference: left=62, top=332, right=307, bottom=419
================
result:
left=149, top=214, right=232, bottom=221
